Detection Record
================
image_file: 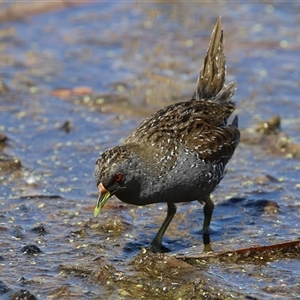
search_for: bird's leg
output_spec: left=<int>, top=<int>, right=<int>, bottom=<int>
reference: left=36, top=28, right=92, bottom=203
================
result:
left=198, top=196, right=214, bottom=252
left=202, top=230, right=213, bottom=252
left=149, top=202, right=177, bottom=252
left=201, top=196, right=214, bottom=233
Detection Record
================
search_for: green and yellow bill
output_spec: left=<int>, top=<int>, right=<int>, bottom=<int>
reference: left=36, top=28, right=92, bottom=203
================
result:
left=93, top=183, right=111, bottom=217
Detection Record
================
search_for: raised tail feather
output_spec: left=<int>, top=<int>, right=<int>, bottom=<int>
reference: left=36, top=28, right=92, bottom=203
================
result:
left=195, top=17, right=237, bottom=103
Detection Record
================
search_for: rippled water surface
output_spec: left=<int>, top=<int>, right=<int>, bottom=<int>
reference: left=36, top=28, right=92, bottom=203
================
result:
left=0, top=2, right=300, bottom=299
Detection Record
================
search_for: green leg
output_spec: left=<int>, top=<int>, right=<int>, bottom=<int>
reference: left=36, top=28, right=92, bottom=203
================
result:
left=201, top=196, right=214, bottom=233
left=202, top=230, right=213, bottom=252
left=149, top=202, right=177, bottom=252
left=198, top=196, right=214, bottom=252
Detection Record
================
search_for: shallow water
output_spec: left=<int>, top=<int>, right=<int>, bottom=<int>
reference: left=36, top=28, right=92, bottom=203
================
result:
left=0, top=2, right=300, bottom=299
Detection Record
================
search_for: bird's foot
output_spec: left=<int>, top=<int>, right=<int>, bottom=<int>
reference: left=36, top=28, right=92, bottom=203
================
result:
left=148, top=242, right=170, bottom=253
left=202, top=231, right=211, bottom=245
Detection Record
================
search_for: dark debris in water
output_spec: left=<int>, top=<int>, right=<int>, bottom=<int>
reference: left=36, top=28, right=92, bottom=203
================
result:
left=59, top=120, right=73, bottom=133
left=0, top=280, right=10, bottom=294
left=69, top=228, right=87, bottom=239
left=10, top=289, right=37, bottom=300
left=21, top=244, right=41, bottom=255
left=243, top=199, right=280, bottom=213
left=255, top=115, right=281, bottom=135
left=30, top=224, right=47, bottom=235
left=19, top=194, right=63, bottom=200
left=19, top=277, right=32, bottom=286
left=0, top=154, right=22, bottom=171
left=241, top=115, right=300, bottom=159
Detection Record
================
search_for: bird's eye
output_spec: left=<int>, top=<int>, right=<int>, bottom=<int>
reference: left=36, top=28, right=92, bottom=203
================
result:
left=114, top=173, right=123, bottom=183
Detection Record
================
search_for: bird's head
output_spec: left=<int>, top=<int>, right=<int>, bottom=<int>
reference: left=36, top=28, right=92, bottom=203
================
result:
left=93, top=145, right=135, bottom=217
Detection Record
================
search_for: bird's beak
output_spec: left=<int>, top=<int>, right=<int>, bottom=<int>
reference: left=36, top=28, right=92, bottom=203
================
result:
left=93, top=183, right=111, bottom=217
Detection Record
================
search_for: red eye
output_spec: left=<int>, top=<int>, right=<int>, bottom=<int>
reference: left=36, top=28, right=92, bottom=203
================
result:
left=114, top=173, right=122, bottom=182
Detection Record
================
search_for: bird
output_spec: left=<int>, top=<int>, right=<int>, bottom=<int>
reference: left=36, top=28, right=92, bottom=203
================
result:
left=93, top=17, right=240, bottom=252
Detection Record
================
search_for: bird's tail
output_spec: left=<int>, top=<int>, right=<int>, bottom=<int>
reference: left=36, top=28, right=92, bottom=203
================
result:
left=194, top=17, right=237, bottom=108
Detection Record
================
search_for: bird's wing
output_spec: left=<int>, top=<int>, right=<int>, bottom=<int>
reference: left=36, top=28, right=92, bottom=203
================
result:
left=126, top=99, right=239, bottom=165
